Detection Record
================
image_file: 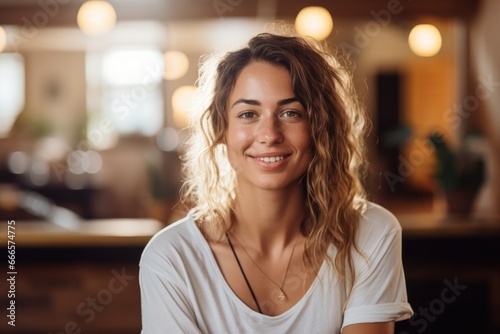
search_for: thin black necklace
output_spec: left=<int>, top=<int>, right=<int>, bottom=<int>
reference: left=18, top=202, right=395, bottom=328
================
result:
left=231, top=231, right=298, bottom=302
left=226, top=232, right=263, bottom=314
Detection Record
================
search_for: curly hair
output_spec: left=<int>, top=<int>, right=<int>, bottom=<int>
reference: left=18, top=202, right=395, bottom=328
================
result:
left=181, top=31, right=368, bottom=289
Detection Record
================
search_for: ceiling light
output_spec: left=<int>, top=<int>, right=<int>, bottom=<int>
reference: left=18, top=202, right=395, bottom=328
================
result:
left=77, top=1, right=117, bottom=36
left=408, top=24, right=442, bottom=57
left=295, top=6, right=333, bottom=41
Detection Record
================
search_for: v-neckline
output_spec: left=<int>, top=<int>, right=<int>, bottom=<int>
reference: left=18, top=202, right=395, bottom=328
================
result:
left=190, top=217, right=329, bottom=319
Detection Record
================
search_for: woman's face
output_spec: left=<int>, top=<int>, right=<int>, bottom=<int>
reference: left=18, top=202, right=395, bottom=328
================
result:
left=225, top=61, right=311, bottom=191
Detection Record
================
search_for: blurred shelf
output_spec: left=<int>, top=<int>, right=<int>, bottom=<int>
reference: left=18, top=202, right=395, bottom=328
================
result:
left=397, top=213, right=500, bottom=238
left=0, top=218, right=164, bottom=247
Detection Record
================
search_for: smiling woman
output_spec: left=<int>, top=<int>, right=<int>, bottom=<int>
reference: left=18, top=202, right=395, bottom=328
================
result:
left=225, top=62, right=311, bottom=191
left=139, top=30, right=413, bottom=333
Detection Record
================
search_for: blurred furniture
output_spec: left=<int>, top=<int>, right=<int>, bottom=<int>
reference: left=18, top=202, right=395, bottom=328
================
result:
left=396, top=213, right=500, bottom=334
left=0, top=219, right=163, bottom=334
left=1, top=215, right=498, bottom=333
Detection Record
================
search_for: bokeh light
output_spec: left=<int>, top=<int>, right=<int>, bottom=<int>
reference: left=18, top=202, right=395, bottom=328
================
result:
left=30, top=160, right=50, bottom=186
left=295, top=6, right=333, bottom=41
left=172, top=85, right=196, bottom=128
left=77, top=1, right=117, bottom=36
left=163, top=51, right=189, bottom=80
left=8, top=152, right=29, bottom=174
left=408, top=24, right=442, bottom=57
left=81, top=150, right=103, bottom=174
left=156, top=127, right=179, bottom=151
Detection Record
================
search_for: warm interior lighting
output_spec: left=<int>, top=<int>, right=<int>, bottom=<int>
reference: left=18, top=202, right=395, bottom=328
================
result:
left=295, top=6, right=333, bottom=41
left=408, top=24, right=442, bottom=57
left=163, top=51, right=189, bottom=80
left=172, top=85, right=196, bottom=128
left=0, top=26, right=6, bottom=52
left=77, top=1, right=117, bottom=36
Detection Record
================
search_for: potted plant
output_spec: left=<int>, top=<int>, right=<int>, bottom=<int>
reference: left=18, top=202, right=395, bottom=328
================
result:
left=428, top=130, right=486, bottom=215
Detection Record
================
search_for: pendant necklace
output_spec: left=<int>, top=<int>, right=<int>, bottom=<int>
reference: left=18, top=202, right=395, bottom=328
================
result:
left=228, top=232, right=299, bottom=302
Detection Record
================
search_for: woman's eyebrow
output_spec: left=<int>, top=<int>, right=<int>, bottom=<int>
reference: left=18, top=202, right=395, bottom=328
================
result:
left=277, top=97, right=299, bottom=106
left=230, top=97, right=299, bottom=109
left=230, top=98, right=261, bottom=109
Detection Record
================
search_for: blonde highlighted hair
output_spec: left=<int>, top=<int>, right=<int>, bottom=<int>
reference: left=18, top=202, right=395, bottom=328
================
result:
left=181, top=31, right=368, bottom=288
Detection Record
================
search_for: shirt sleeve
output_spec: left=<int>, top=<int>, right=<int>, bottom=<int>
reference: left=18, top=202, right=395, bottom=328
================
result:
left=140, top=264, right=202, bottom=334
left=341, top=227, right=413, bottom=330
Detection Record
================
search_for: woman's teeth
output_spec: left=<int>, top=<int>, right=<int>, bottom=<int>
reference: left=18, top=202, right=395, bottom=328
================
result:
left=258, top=156, right=284, bottom=163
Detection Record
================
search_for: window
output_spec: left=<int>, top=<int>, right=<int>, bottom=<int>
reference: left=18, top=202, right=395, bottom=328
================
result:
left=86, top=48, right=164, bottom=149
left=0, top=53, right=24, bottom=137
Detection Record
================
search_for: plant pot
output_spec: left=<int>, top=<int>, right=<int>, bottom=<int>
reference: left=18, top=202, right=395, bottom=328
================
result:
left=445, top=188, right=478, bottom=216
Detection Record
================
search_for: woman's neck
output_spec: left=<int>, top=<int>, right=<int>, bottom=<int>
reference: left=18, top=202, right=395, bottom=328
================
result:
left=231, top=182, right=306, bottom=253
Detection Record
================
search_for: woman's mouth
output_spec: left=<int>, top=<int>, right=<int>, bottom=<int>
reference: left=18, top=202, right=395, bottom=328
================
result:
left=257, top=156, right=285, bottom=163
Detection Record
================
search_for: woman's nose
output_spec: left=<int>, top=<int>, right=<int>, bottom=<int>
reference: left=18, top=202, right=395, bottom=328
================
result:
left=257, top=116, right=283, bottom=144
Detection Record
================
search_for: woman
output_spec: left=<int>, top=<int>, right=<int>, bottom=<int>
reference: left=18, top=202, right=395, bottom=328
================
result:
left=140, top=32, right=413, bottom=333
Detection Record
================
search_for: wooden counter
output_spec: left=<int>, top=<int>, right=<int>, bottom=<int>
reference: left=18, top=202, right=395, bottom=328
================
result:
left=0, top=218, right=164, bottom=247
left=2, top=214, right=498, bottom=248
left=0, top=218, right=164, bottom=334
left=397, top=213, right=500, bottom=238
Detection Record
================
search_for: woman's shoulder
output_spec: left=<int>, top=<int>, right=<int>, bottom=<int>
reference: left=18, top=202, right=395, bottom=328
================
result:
left=341, top=202, right=403, bottom=267
left=140, top=215, right=203, bottom=269
left=361, top=201, right=401, bottom=231
left=149, top=215, right=197, bottom=242
left=356, top=201, right=402, bottom=244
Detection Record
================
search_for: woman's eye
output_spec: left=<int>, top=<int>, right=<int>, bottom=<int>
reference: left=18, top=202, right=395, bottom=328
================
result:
left=238, top=111, right=256, bottom=119
left=281, top=110, right=301, bottom=118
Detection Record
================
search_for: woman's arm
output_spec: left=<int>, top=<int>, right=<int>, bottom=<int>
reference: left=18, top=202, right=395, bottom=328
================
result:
left=341, top=206, right=413, bottom=330
left=342, top=321, right=395, bottom=334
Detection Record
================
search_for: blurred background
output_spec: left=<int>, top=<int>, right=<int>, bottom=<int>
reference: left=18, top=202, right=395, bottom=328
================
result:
left=0, top=0, right=498, bottom=333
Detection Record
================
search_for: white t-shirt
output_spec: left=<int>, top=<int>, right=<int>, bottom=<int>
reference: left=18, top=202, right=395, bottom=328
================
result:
left=140, top=202, right=413, bottom=333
